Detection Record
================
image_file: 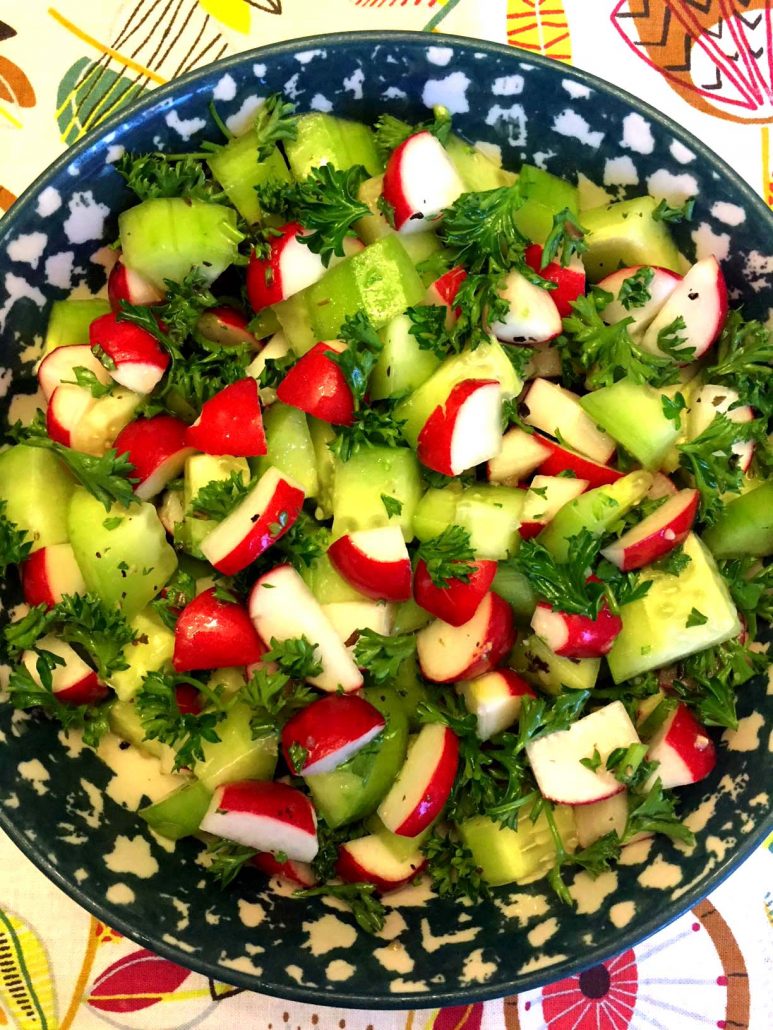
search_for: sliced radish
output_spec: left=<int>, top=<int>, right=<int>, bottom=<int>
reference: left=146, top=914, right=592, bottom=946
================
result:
left=536, top=434, right=624, bottom=489
left=20, top=544, right=87, bottom=608
left=487, top=427, right=552, bottom=486
left=246, top=331, right=291, bottom=382
left=248, top=564, right=363, bottom=693
left=108, top=256, right=165, bottom=311
left=37, top=344, right=111, bottom=403
left=524, top=244, right=586, bottom=317
left=89, top=312, right=170, bottom=395
left=113, top=415, right=193, bottom=501
left=416, top=591, right=515, bottom=683
left=200, top=466, right=304, bottom=576
left=281, top=694, right=386, bottom=775
left=457, top=668, right=536, bottom=741
left=382, top=131, right=465, bottom=234
left=327, top=526, right=411, bottom=603
left=425, top=265, right=467, bottom=317
left=46, top=385, right=96, bottom=448
left=173, top=587, right=265, bottom=672
left=377, top=723, right=459, bottom=836
left=413, top=558, right=497, bottom=628
left=640, top=257, right=727, bottom=361
left=645, top=703, right=716, bottom=789
left=489, top=269, right=562, bottom=343
left=276, top=341, right=354, bottom=426
left=197, top=305, right=257, bottom=348
left=518, top=474, right=589, bottom=539
left=598, top=265, right=682, bottom=339
left=522, top=379, right=615, bottom=464
left=246, top=222, right=328, bottom=312
left=201, top=780, right=318, bottom=863
left=252, top=851, right=317, bottom=888
left=531, top=599, right=622, bottom=659
left=186, top=378, right=267, bottom=458
left=526, top=701, right=640, bottom=805
left=601, top=488, right=699, bottom=571
left=687, top=384, right=754, bottom=472
left=22, top=635, right=106, bottom=706
left=336, top=834, right=427, bottom=893
left=647, top=472, right=679, bottom=500
left=417, top=378, right=502, bottom=476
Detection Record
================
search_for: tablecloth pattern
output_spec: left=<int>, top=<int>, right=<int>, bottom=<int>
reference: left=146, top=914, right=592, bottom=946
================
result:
left=0, top=1, right=771, bottom=1027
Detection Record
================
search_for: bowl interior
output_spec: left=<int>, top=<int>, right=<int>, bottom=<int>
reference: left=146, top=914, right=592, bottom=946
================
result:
left=0, top=31, right=771, bottom=1010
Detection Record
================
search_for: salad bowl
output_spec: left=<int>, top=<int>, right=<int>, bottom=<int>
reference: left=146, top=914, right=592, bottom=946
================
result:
left=0, top=30, right=771, bottom=1010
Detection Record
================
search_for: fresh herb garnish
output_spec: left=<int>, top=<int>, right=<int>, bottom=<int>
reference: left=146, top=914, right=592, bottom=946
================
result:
left=661, top=391, right=686, bottom=429
left=381, top=494, right=403, bottom=519
left=677, top=413, right=755, bottom=523
left=373, top=107, right=452, bottom=158
left=0, top=500, right=31, bottom=573
left=415, top=525, right=476, bottom=588
left=188, top=470, right=250, bottom=521
left=205, top=839, right=257, bottom=887
left=541, top=208, right=587, bottom=268
left=330, top=405, right=407, bottom=463
left=241, top=636, right=321, bottom=739
left=652, top=197, right=695, bottom=223
left=421, top=830, right=491, bottom=902
left=706, top=310, right=773, bottom=418
left=293, top=883, right=386, bottom=935
left=115, top=152, right=216, bottom=203
left=617, top=266, right=654, bottom=310
left=354, top=629, right=416, bottom=685
left=254, top=93, right=298, bottom=161
left=135, top=670, right=224, bottom=770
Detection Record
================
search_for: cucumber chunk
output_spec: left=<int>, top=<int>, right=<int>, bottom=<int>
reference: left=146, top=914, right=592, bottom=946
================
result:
left=139, top=780, right=212, bottom=841
left=446, top=135, right=516, bottom=192
left=412, top=483, right=526, bottom=560
left=460, top=804, right=576, bottom=886
left=492, top=563, right=538, bottom=620
left=109, top=700, right=177, bottom=768
left=580, top=379, right=680, bottom=470
left=180, top=454, right=250, bottom=557
left=300, top=544, right=370, bottom=604
left=702, top=481, right=773, bottom=558
left=194, top=703, right=278, bottom=790
left=356, top=174, right=391, bottom=244
left=513, top=165, right=578, bottom=245
left=255, top=403, right=318, bottom=498
left=392, top=599, right=433, bottom=635
left=391, top=653, right=431, bottom=729
left=412, top=485, right=463, bottom=542
left=109, top=607, right=174, bottom=702
left=45, top=299, right=111, bottom=352
left=581, top=196, right=681, bottom=280
left=275, top=236, right=424, bottom=355
left=370, top=313, right=441, bottom=400
left=607, top=532, right=741, bottom=682
left=0, top=446, right=75, bottom=551
left=332, top=446, right=422, bottom=541
left=510, top=634, right=600, bottom=694
left=119, top=198, right=243, bottom=290
left=308, top=416, right=336, bottom=519
left=305, top=687, right=408, bottom=828
left=207, top=133, right=291, bottom=223
left=364, top=813, right=432, bottom=860
left=67, top=489, right=177, bottom=618
left=285, top=113, right=382, bottom=180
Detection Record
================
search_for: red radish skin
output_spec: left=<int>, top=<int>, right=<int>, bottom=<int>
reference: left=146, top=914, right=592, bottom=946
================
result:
left=336, top=835, right=427, bottom=893
left=417, top=378, right=502, bottom=476
left=37, top=345, right=112, bottom=402
left=536, top=435, right=624, bottom=488
left=197, top=306, right=257, bottom=348
left=108, top=257, right=164, bottom=311
left=46, top=385, right=96, bottom=448
left=522, top=379, right=616, bottom=465
left=200, top=467, right=305, bottom=576
left=173, top=587, right=265, bottom=672
left=200, top=780, right=318, bottom=863
left=417, top=591, right=516, bottom=682
left=524, top=244, right=586, bottom=317
left=640, top=257, right=727, bottom=360
left=252, top=851, right=317, bottom=888
left=327, top=526, right=412, bottom=603
left=413, top=558, right=497, bottom=627
left=425, top=266, right=467, bottom=318
left=246, top=222, right=326, bottom=311
left=276, top=342, right=354, bottom=426
left=457, top=668, right=536, bottom=740
left=114, top=415, right=193, bottom=500
left=185, top=378, right=267, bottom=457
left=487, top=427, right=552, bottom=486
left=377, top=723, right=459, bottom=837
left=22, top=636, right=107, bottom=706
left=174, top=683, right=203, bottom=716
left=89, top=312, right=170, bottom=395
left=21, top=544, right=87, bottom=608
left=601, top=489, right=699, bottom=571
left=281, top=694, right=386, bottom=775
left=646, top=704, right=716, bottom=788
left=382, top=131, right=465, bottom=233
left=490, top=268, right=563, bottom=343
left=531, top=600, right=623, bottom=659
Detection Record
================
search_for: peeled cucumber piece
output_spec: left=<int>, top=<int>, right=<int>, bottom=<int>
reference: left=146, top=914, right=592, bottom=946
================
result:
left=396, top=338, right=522, bottom=447
left=446, top=135, right=516, bottom=192
left=607, top=533, right=741, bottom=682
left=308, top=416, right=336, bottom=519
left=581, top=196, right=681, bottom=280
left=370, top=313, right=442, bottom=400
left=513, top=164, right=578, bottom=245
left=390, top=653, right=430, bottom=728
left=579, top=379, right=680, bottom=470
left=45, top=298, right=111, bottom=352
left=139, top=780, right=212, bottom=841
left=109, top=607, right=174, bottom=701
left=356, top=175, right=391, bottom=244
left=492, top=563, right=538, bottom=620
left=460, top=804, right=576, bottom=886
left=510, top=634, right=600, bottom=694
left=539, top=470, right=653, bottom=562
left=284, top=113, right=382, bottom=180
left=304, top=687, right=408, bottom=828
left=109, top=700, right=177, bottom=769
left=194, top=703, right=277, bottom=790
left=412, top=483, right=525, bottom=560
left=180, top=454, right=250, bottom=557
left=300, top=546, right=370, bottom=605
left=255, top=403, right=318, bottom=497
left=119, top=198, right=243, bottom=290
left=412, top=485, right=463, bottom=541
left=67, top=489, right=177, bottom=618
left=332, top=446, right=422, bottom=541
left=703, top=481, right=773, bottom=557
left=207, top=133, right=291, bottom=223
left=0, top=446, right=75, bottom=551
left=274, top=236, right=424, bottom=355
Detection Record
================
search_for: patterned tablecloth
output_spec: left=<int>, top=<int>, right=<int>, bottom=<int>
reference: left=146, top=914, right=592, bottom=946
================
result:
left=0, top=1, right=771, bottom=1027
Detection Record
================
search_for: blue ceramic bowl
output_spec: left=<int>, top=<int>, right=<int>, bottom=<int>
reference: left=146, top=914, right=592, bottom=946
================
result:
left=0, top=30, right=771, bottom=1010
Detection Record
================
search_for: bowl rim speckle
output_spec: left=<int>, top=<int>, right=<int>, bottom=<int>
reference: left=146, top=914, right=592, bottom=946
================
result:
left=1, top=28, right=771, bottom=1010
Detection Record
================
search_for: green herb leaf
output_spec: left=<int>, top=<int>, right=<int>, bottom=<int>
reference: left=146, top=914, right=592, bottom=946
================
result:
left=381, top=494, right=403, bottom=519
left=677, top=413, right=756, bottom=523
left=254, top=93, right=298, bottom=161
left=656, top=316, right=695, bottom=362
left=0, top=500, right=31, bottom=573
left=115, top=152, right=216, bottom=202
left=706, top=310, right=773, bottom=418
left=330, top=312, right=384, bottom=407
left=63, top=366, right=114, bottom=398
left=617, top=266, right=654, bottom=310
left=513, top=529, right=606, bottom=618
left=188, top=470, right=250, bottom=521
left=652, top=197, right=695, bottom=223
left=293, top=883, right=386, bottom=935
left=136, top=670, right=224, bottom=771
left=439, top=183, right=528, bottom=274
left=354, top=629, right=416, bottom=685
left=686, top=607, right=708, bottom=628
left=421, top=831, right=491, bottom=903
left=651, top=544, right=692, bottom=577
left=415, top=525, right=476, bottom=588
left=330, top=405, right=407, bottom=463
left=205, top=839, right=257, bottom=887
left=541, top=208, right=588, bottom=268
left=622, top=779, right=694, bottom=847
left=661, top=391, right=686, bottom=429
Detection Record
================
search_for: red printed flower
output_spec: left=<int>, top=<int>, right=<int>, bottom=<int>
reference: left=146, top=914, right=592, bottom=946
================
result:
left=434, top=1002, right=484, bottom=1030
left=540, top=949, right=638, bottom=1029
left=88, top=948, right=192, bottom=1013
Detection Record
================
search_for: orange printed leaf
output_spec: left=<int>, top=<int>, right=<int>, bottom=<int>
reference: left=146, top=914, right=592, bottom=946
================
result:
left=0, top=55, right=35, bottom=107
left=507, top=0, right=573, bottom=63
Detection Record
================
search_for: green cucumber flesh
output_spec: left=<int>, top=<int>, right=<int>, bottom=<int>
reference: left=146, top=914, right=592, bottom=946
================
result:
left=194, top=703, right=278, bottom=790
left=332, top=446, right=422, bottom=542
left=460, top=804, right=576, bottom=886
left=139, top=780, right=212, bottom=840
left=0, top=446, right=75, bottom=551
left=580, top=196, right=681, bottom=280
left=284, top=113, right=383, bottom=180
left=308, top=416, right=336, bottom=520
left=207, top=133, right=291, bottom=223
left=492, top=563, right=538, bottom=620
left=109, top=700, right=176, bottom=766
left=513, top=164, right=578, bottom=245
left=180, top=454, right=250, bottom=559
left=371, top=312, right=441, bottom=401
left=255, top=402, right=318, bottom=498
left=109, top=607, right=175, bottom=701
left=702, top=481, right=773, bottom=558
left=510, top=633, right=600, bottom=694
left=456, top=484, right=526, bottom=560
left=45, top=298, right=111, bottom=352
left=446, top=135, right=516, bottom=192
left=579, top=379, right=680, bottom=470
